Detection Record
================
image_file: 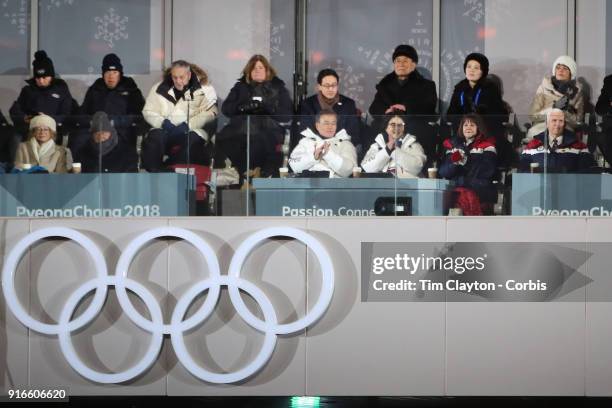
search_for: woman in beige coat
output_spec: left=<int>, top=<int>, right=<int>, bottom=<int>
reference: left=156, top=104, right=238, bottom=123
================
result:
left=527, top=55, right=584, bottom=139
left=14, top=114, right=73, bottom=173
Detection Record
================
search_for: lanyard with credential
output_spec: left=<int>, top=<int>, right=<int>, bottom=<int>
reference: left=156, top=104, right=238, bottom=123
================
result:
left=460, top=88, right=482, bottom=108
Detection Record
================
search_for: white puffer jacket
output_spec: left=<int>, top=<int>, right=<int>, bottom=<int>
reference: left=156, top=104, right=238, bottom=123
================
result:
left=361, top=133, right=426, bottom=177
left=143, top=74, right=218, bottom=141
left=289, top=128, right=357, bottom=178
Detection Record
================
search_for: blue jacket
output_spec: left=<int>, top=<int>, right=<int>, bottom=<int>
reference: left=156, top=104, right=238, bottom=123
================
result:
left=440, top=135, right=498, bottom=203
left=519, top=130, right=595, bottom=173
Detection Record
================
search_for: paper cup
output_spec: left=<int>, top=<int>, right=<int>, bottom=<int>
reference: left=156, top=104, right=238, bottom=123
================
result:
left=279, top=167, right=289, bottom=178
left=72, top=163, right=82, bottom=174
left=428, top=167, right=438, bottom=179
left=352, top=167, right=362, bottom=178
left=530, top=162, right=539, bottom=173
left=448, top=208, right=463, bottom=216
left=22, top=163, right=32, bottom=170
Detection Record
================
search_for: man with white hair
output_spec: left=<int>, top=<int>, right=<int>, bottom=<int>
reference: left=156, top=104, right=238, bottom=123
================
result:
left=142, top=60, right=218, bottom=172
left=520, top=108, right=594, bottom=172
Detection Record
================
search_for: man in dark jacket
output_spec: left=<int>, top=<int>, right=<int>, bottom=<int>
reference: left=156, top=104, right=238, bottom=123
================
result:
left=299, top=68, right=361, bottom=150
left=595, top=74, right=612, bottom=166
left=0, top=110, right=15, bottom=171
left=519, top=109, right=594, bottom=172
left=369, top=44, right=438, bottom=165
left=9, top=50, right=74, bottom=140
left=74, top=53, right=145, bottom=165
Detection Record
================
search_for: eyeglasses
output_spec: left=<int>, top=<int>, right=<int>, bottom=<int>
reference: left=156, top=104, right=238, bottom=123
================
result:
left=388, top=123, right=405, bottom=128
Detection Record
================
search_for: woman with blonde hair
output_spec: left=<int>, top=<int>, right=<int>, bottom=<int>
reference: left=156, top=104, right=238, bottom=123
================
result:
left=216, top=54, right=293, bottom=179
left=15, top=114, right=73, bottom=173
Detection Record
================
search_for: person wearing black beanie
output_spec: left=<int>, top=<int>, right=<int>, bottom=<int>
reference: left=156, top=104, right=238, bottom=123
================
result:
left=447, top=52, right=511, bottom=166
left=369, top=44, right=438, bottom=167
left=73, top=53, right=144, bottom=166
left=9, top=50, right=73, bottom=145
left=32, top=50, right=55, bottom=79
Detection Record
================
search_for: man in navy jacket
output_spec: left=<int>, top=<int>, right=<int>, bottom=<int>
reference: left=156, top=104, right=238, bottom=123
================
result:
left=520, top=109, right=594, bottom=172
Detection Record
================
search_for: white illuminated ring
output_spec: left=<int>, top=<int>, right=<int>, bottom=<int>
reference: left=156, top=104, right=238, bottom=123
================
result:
left=114, top=227, right=222, bottom=334
left=170, top=275, right=278, bottom=384
left=1, top=227, right=108, bottom=335
left=57, top=276, right=164, bottom=384
left=2, top=226, right=335, bottom=384
left=227, top=227, right=334, bottom=334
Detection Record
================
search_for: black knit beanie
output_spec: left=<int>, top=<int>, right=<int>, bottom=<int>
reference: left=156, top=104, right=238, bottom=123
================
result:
left=32, top=50, right=55, bottom=78
left=102, top=53, right=123, bottom=74
left=464, top=53, right=489, bottom=79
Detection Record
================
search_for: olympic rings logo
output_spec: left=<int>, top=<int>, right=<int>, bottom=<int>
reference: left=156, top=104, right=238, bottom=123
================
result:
left=1, top=226, right=334, bottom=384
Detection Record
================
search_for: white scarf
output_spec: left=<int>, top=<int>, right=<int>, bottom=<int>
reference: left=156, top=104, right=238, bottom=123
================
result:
left=29, top=137, right=56, bottom=165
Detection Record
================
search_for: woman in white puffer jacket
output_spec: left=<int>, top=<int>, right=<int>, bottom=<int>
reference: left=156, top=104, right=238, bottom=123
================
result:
left=361, top=114, right=426, bottom=177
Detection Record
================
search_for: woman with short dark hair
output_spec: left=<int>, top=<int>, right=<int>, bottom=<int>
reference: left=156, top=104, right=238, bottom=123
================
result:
left=439, top=114, right=497, bottom=215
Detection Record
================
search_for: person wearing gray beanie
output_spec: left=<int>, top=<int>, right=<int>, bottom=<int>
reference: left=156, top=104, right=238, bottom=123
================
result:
left=77, top=111, right=138, bottom=173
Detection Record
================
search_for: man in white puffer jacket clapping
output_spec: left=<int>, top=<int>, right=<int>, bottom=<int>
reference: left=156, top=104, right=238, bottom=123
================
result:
left=289, top=110, right=357, bottom=178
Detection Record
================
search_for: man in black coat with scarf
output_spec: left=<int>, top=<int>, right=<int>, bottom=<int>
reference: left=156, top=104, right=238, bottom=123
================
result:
left=369, top=44, right=438, bottom=166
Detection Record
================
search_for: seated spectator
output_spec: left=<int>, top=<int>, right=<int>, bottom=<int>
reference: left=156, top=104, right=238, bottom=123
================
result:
left=368, top=44, right=437, bottom=164
left=216, top=54, right=293, bottom=178
left=595, top=74, right=612, bottom=166
left=141, top=60, right=217, bottom=172
left=520, top=109, right=594, bottom=173
left=74, top=53, right=144, bottom=166
left=0, top=110, right=15, bottom=172
left=289, top=110, right=357, bottom=178
left=77, top=112, right=138, bottom=173
left=14, top=114, right=73, bottom=173
left=440, top=114, right=497, bottom=215
left=9, top=51, right=73, bottom=142
left=528, top=55, right=584, bottom=139
left=361, top=114, right=426, bottom=177
left=299, top=68, right=361, bottom=149
left=446, top=53, right=511, bottom=166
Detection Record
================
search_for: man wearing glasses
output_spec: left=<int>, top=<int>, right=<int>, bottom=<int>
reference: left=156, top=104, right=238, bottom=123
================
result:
left=299, top=69, right=361, bottom=150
